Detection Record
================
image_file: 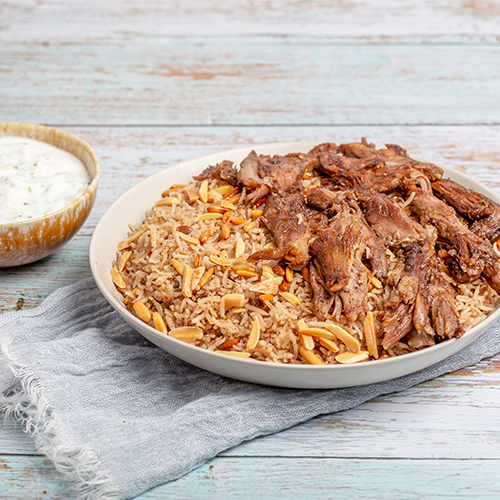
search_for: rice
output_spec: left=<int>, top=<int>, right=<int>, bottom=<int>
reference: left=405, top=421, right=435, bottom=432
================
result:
left=112, top=176, right=499, bottom=365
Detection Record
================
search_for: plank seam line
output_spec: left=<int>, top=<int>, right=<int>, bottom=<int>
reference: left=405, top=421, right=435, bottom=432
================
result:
left=41, top=123, right=500, bottom=128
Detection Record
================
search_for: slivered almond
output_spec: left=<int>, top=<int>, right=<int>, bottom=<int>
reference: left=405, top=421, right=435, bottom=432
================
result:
left=171, top=258, right=184, bottom=275
left=221, top=223, right=231, bottom=240
left=221, top=199, right=236, bottom=210
left=118, top=226, right=148, bottom=251
left=153, top=312, right=168, bottom=334
left=222, top=210, right=232, bottom=223
left=263, top=241, right=277, bottom=249
left=154, top=197, right=179, bottom=207
left=370, top=276, right=383, bottom=289
left=297, top=318, right=308, bottom=331
left=298, top=327, right=336, bottom=341
left=218, top=338, right=239, bottom=350
left=215, top=350, right=251, bottom=358
left=227, top=193, right=241, bottom=205
left=232, top=264, right=257, bottom=272
left=364, top=311, right=378, bottom=359
left=209, top=255, right=235, bottom=266
left=123, top=296, right=130, bottom=306
left=223, top=186, right=240, bottom=200
left=273, top=265, right=285, bottom=277
left=299, top=346, right=324, bottom=365
left=319, top=338, right=339, bottom=353
left=178, top=232, right=199, bottom=245
left=207, top=190, right=223, bottom=202
left=196, top=213, right=223, bottom=222
left=301, top=267, right=310, bottom=282
left=335, top=351, right=369, bottom=364
left=385, top=248, right=396, bottom=259
left=290, top=264, right=307, bottom=271
left=207, top=205, right=228, bottom=214
left=324, top=324, right=361, bottom=353
left=299, top=332, right=315, bottom=351
left=185, top=188, right=199, bottom=203
left=169, top=326, right=203, bottom=343
left=133, top=301, right=152, bottom=323
left=111, top=267, right=126, bottom=289
left=251, top=209, right=264, bottom=218
left=230, top=217, right=247, bottom=226
left=259, top=293, right=274, bottom=303
left=118, top=251, right=132, bottom=272
left=246, top=317, right=260, bottom=350
left=220, top=249, right=228, bottom=258
left=261, top=265, right=275, bottom=280
left=235, top=238, right=245, bottom=259
left=182, top=265, right=194, bottom=298
left=199, top=180, right=209, bottom=203
left=261, top=276, right=283, bottom=286
left=235, top=269, right=259, bottom=279
left=223, top=294, right=246, bottom=308
left=214, top=185, right=233, bottom=195
left=243, top=220, right=258, bottom=232
left=280, top=280, right=291, bottom=292
left=285, top=267, right=294, bottom=282
left=162, top=184, right=186, bottom=196
left=191, top=266, right=205, bottom=290
left=279, top=291, right=300, bottom=306
left=200, top=229, right=211, bottom=245
left=198, top=268, right=214, bottom=289
left=250, top=283, right=279, bottom=294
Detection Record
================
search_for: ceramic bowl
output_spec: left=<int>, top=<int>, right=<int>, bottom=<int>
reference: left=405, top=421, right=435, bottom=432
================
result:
left=0, top=123, right=100, bottom=267
left=90, top=142, right=500, bottom=389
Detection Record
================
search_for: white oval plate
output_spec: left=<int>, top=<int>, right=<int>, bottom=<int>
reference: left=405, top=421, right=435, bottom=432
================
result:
left=90, top=142, right=500, bottom=389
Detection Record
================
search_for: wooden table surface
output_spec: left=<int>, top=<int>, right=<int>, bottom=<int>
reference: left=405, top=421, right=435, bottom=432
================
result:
left=2, top=1, right=500, bottom=498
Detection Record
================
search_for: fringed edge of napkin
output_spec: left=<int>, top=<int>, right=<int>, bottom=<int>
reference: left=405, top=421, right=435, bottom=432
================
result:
left=0, top=328, right=121, bottom=500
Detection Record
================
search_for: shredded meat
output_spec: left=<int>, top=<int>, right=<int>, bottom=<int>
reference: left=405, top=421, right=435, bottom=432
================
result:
left=193, top=160, right=238, bottom=185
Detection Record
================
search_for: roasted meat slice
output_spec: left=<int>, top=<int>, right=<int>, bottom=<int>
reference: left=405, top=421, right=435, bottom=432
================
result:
left=432, top=178, right=500, bottom=244
left=308, top=260, right=335, bottom=320
left=193, top=160, right=238, bottom=185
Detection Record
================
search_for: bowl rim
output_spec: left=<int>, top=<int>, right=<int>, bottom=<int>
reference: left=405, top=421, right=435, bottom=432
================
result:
left=0, top=122, right=100, bottom=227
left=89, top=141, right=500, bottom=385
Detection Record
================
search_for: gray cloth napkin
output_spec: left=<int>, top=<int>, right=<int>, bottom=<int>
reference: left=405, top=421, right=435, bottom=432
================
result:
left=1, top=278, right=499, bottom=500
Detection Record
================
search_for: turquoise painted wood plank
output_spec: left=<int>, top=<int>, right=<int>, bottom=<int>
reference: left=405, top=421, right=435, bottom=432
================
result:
left=1, top=44, right=500, bottom=125
left=2, top=455, right=500, bottom=499
left=2, top=0, right=500, bottom=41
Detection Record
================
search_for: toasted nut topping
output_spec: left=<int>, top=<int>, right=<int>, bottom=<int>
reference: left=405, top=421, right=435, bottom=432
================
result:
left=198, top=268, right=214, bottom=289
left=221, top=223, right=231, bottom=240
left=280, top=280, right=291, bottom=292
left=298, top=327, right=336, bottom=341
left=301, top=267, right=310, bottom=282
left=299, top=332, right=315, bottom=351
left=364, top=311, right=378, bottom=359
left=185, top=188, right=199, bottom=203
left=259, top=293, right=274, bottom=303
left=335, top=351, right=369, bottom=364
left=220, top=249, right=228, bottom=258
left=261, top=276, right=284, bottom=286
left=178, top=225, right=192, bottom=235
left=154, top=197, right=180, bottom=207
left=112, top=266, right=126, bottom=289
left=171, top=258, right=184, bottom=275
left=178, top=232, right=199, bottom=245
left=207, top=190, right=223, bottom=203
left=235, top=269, right=260, bottom=279
left=196, top=213, right=223, bottom=222
left=218, top=338, right=239, bottom=350
left=324, top=324, right=361, bottom=353
left=243, top=220, right=259, bottom=233
left=215, top=350, right=251, bottom=358
left=299, top=345, right=324, bottom=365
left=191, top=266, right=205, bottom=290
left=133, top=301, right=152, bottom=323
left=227, top=193, right=241, bottom=205
left=223, top=293, right=246, bottom=308
left=221, top=199, right=236, bottom=210
left=319, top=338, right=339, bottom=353
left=169, top=326, right=203, bottom=343
left=260, top=265, right=274, bottom=280
left=279, top=291, right=300, bottom=305
left=251, top=209, right=264, bottom=218
left=223, top=185, right=240, bottom=200
left=263, top=241, right=277, bottom=250
left=207, top=205, right=228, bottom=214
left=182, top=265, right=194, bottom=298
left=162, top=184, right=186, bottom=197
left=232, top=264, right=257, bottom=272
left=285, top=267, right=294, bottom=282
left=199, top=180, right=209, bottom=203
left=250, top=283, right=279, bottom=294
left=123, top=296, right=130, bottom=306
left=235, top=238, right=245, bottom=259
left=370, top=276, right=383, bottom=289
left=246, top=317, right=260, bottom=350
left=273, top=265, right=285, bottom=277
left=118, top=226, right=148, bottom=251
left=222, top=210, right=232, bottom=223
left=385, top=248, right=396, bottom=259
left=200, top=229, right=211, bottom=245
left=118, top=251, right=132, bottom=272
left=230, top=217, right=248, bottom=226
left=214, top=185, right=233, bottom=195
left=153, top=312, right=168, bottom=334
left=209, top=255, right=235, bottom=266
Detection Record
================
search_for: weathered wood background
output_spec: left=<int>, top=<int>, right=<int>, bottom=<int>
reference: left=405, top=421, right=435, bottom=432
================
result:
left=1, top=0, right=500, bottom=498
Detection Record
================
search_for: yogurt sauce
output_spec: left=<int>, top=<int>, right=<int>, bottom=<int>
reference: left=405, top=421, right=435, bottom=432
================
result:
left=0, top=136, right=90, bottom=224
